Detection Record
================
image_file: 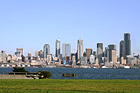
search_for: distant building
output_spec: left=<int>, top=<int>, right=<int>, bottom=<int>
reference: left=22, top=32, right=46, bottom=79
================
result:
left=126, top=55, right=131, bottom=64
left=28, top=53, right=32, bottom=62
left=86, top=48, right=92, bottom=62
left=71, top=54, right=76, bottom=65
left=43, top=44, right=50, bottom=58
left=80, top=57, right=87, bottom=65
left=97, top=43, right=103, bottom=63
left=62, top=43, right=71, bottom=58
left=108, top=44, right=117, bottom=64
left=77, top=39, right=83, bottom=61
left=28, top=53, right=32, bottom=57
left=47, top=55, right=52, bottom=64
left=7, top=54, right=12, bottom=63
left=0, top=51, right=7, bottom=63
left=124, top=33, right=131, bottom=58
left=71, top=53, right=76, bottom=65
left=39, top=50, right=43, bottom=58
left=93, top=51, right=96, bottom=56
left=120, top=40, right=125, bottom=63
left=111, top=50, right=117, bottom=65
left=15, top=52, right=21, bottom=57
left=90, top=54, right=95, bottom=64
left=55, top=39, right=61, bottom=58
left=17, top=48, right=24, bottom=56
left=104, top=47, right=109, bottom=62
left=62, top=43, right=71, bottom=64
left=35, top=51, right=39, bottom=57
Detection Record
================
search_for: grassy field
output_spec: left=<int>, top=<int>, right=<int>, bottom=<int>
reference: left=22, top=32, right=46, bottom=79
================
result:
left=0, top=79, right=140, bottom=93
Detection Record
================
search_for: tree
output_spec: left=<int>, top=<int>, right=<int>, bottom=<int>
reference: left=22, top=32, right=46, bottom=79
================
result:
left=38, top=71, right=52, bottom=79
left=13, top=67, right=28, bottom=72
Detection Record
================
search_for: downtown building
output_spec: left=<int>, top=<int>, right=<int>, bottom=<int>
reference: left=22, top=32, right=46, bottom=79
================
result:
left=55, top=39, right=61, bottom=58
left=77, top=39, right=84, bottom=65
left=97, top=43, right=103, bottom=64
left=124, top=33, right=131, bottom=64
left=62, top=43, right=71, bottom=65
left=86, top=48, right=92, bottom=62
left=120, top=40, right=126, bottom=64
left=43, top=44, right=50, bottom=58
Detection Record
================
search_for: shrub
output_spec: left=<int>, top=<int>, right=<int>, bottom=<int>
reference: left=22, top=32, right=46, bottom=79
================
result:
left=13, top=67, right=28, bottom=72
left=38, top=71, right=52, bottom=79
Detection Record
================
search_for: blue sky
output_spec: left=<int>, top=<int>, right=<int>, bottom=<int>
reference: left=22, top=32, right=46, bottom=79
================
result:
left=0, top=0, right=140, bottom=56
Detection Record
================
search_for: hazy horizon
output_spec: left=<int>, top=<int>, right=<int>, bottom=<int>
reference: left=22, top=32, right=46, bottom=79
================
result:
left=0, top=0, right=140, bottom=56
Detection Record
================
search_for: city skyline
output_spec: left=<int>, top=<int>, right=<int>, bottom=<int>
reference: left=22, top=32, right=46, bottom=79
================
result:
left=0, top=33, right=138, bottom=56
left=0, top=0, right=140, bottom=55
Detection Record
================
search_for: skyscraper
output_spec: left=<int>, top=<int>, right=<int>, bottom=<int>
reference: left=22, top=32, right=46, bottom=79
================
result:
left=108, top=44, right=117, bottom=62
left=55, top=39, right=60, bottom=58
left=97, top=43, right=103, bottom=63
left=120, top=40, right=125, bottom=60
left=62, top=43, right=71, bottom=64
left=77, top=39, right=83, bottom=61
left=43, top=44, right=50, bottom=58
left=124, top=33, right=131, bottom=58
left=62, top=43, right=71, bottom=58
left=86, top=48, right=92, bottom=62
left=111, top=50, right=117, bottom=65
left=104, top=47, right=109, bottom=62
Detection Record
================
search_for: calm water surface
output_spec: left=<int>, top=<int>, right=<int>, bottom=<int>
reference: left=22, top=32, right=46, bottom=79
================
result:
left=0, top=68, right=140, bottom=80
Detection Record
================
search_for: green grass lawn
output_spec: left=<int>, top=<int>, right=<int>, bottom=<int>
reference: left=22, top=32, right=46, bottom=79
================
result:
left=0, top=79, right=140, bottom=93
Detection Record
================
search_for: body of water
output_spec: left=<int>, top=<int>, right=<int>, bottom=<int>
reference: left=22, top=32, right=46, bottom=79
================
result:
left=0, top=68, right=140, bottom=80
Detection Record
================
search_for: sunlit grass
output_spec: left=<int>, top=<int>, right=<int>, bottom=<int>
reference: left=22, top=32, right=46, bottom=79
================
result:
left=0, top=79, right=140, bottom=93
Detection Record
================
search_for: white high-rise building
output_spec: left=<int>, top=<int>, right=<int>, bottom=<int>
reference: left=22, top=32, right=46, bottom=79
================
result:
left=47, top=55, right=52, bottom=64
left=77, top=39, right=83, bottom=61
left=62, top=43, right=71, bottom=58
left=111, top=50, right=117, bottom=65
left=90, top=55, right=95, bottom=64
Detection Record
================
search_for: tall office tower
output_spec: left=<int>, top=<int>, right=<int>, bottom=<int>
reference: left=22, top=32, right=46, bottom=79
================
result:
left=62, top=43, right=71, bottom=57
left=111, top=50, right=117, bottom=65
left=120, top=40, right=125, bottom=61
left=43, top=44, right=50, bottom=58
left=97, top=43, right=103, bottom=63
left=104, top=47, right=109, bottom=62
left=62, top=43, right=71, bottom=64
left=55, top=39, right=61, bottom=58
left=17, top=48, right=24, bottom=56
left=86, top=48, right=92, bottom=62
left=124, top=33, right=131, bottom=58
left=108, top=44, right=117, bottom=62
left=77, top=39, right=83, bottom=61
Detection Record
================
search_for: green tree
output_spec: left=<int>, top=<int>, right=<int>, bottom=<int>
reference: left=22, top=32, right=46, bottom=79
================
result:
left=13, top=67, right=28, bottom=72
left=38, top=71, right=52, bottom=79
